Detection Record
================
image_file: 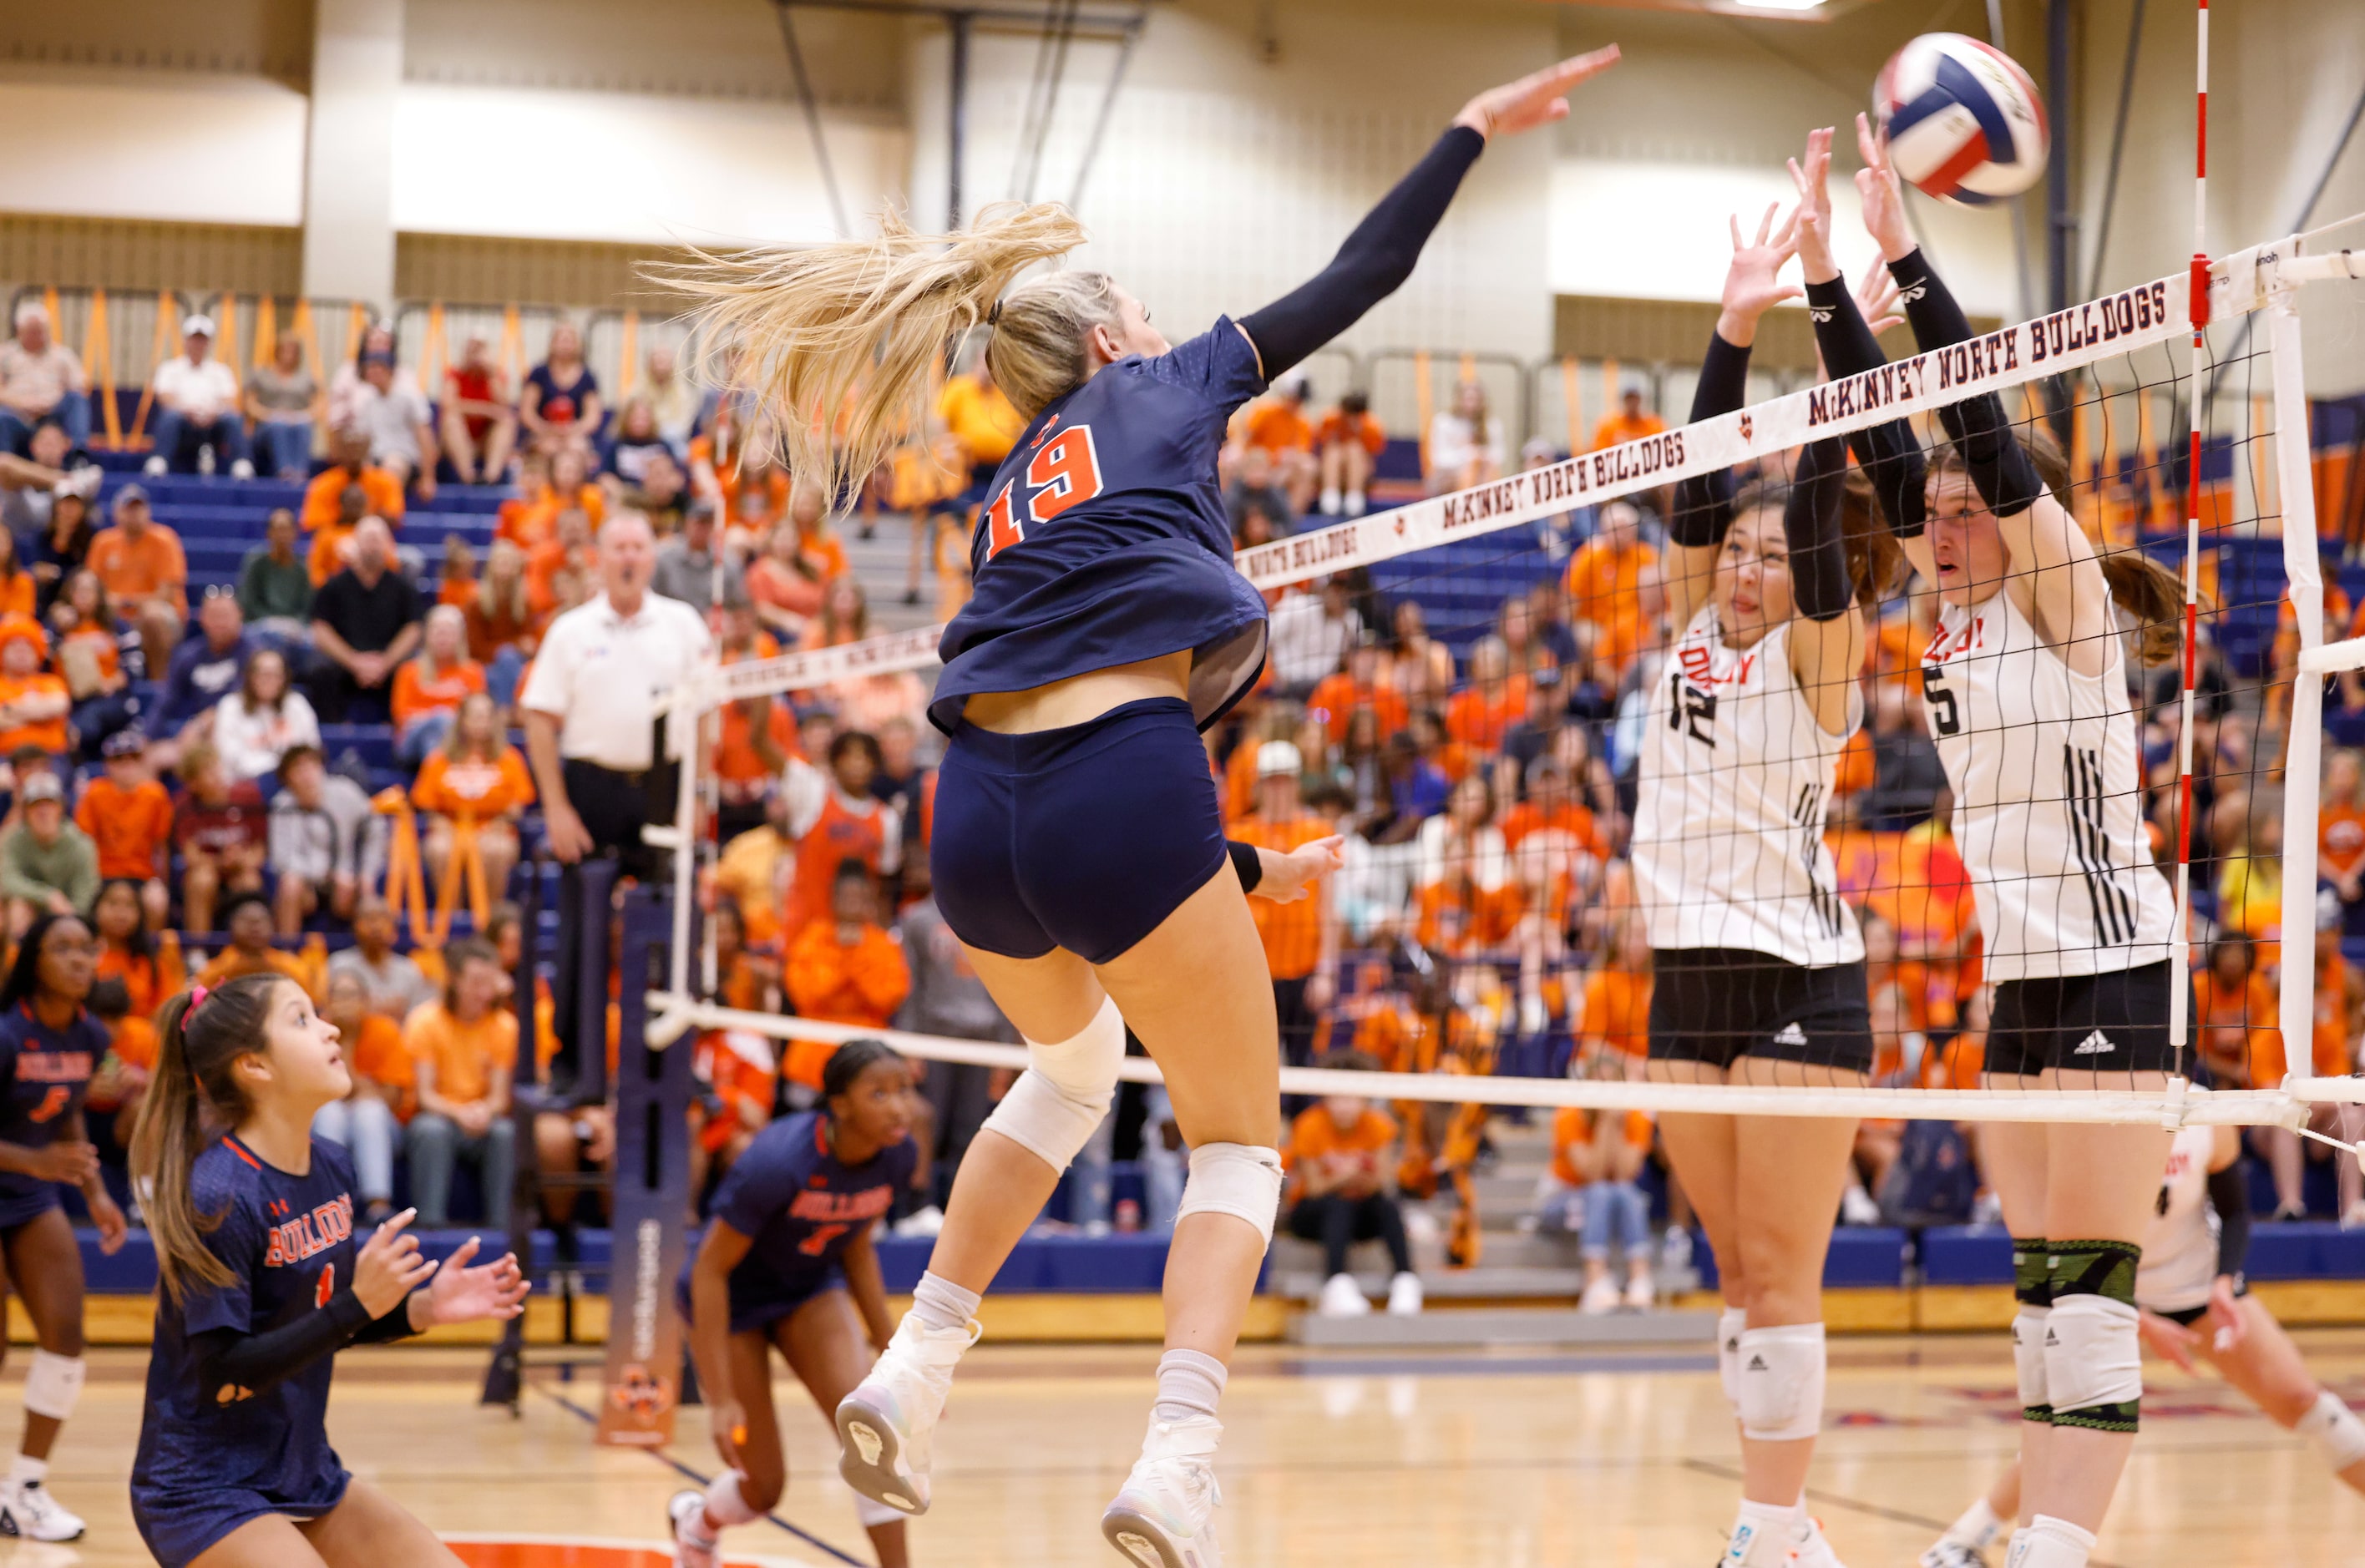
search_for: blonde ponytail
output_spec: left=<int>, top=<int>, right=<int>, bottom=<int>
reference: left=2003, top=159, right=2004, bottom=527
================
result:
left=655, top=204, right=1088, bottom=502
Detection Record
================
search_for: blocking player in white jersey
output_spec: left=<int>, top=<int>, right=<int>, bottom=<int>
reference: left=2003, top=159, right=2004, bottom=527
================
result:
left=1922, top=1125, right=2365, bottom=1567
left=1634, top=193, right=1907, bottom=1568
left=1797, top=122, right=2190, bottom=1568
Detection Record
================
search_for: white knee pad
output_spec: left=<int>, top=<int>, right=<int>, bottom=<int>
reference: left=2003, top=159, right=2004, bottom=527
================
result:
left=2043, top=1295, right=2141, bottom=1424
left=2011, top=1306, right=2052, bottom=1417
left=22, top=1351, right=84, bottom=1421
left=854, top=1493, right=908, bottom=1529
left=1176, top=1143, right=1284, bottom=1247
left=1735, top=1323, right=1825, bottom=1443
left=980, top=997, right=1125, bottom=1171
left=2298, top=1389, right=2365, bottom=1473
left=1716, top=1308, right=1747, bottom=1421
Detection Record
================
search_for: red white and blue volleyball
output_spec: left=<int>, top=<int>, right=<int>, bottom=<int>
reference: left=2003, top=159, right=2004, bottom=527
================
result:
left=1874, top=33, right=2050, bottom=205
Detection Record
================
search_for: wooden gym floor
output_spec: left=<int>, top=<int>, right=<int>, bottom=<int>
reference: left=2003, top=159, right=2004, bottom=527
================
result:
left=19, top=1332, right=2365, bottom=1567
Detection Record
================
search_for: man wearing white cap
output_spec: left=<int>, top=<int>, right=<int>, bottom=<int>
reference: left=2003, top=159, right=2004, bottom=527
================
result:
left=144, top=313, right=252, bottom=478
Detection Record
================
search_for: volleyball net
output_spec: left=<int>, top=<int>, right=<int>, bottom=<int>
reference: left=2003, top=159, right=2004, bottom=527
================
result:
left=645, top=217, right=2365, bottom=1136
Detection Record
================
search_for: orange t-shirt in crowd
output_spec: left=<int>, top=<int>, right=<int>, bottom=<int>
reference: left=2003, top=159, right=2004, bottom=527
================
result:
left=1593, top=411, right=1668, bottom=452
left=1500, top=799, right=1610, bottom=861
left=87, top=525, right=187, bottom=612
left=781, top=793, right=895, bottom=947
left=2323, top=804, right=2365, bottom=884
left=97, top=932, right=186, bottom=1075
left=196, top=947, right=317, bottom=1000
left=2313, top=949, right=2362, bottom=1079
left=58, top=624, right=120, bottom=689
left=347, top=1012, right=416, bottom=1117
left=692, top=1031, right=777, bottom=1153
left=1231, top=813, right=1333, bottom=981
left=76, top=775, right=175, bottom=880
left=2194, top=970, right=2280, bottom=1087
left=1575, top=967, right=1651, bottom=1060
left=1284, top=1102, right=1396, bottom=1199
left=782, top=920, right=911, bottom=1087
left=1243, top=400, right=1315, bottom=457
left=1314, top=409, right=1387, bottom=457
left=0, top=574, right=34, bottom=620
left=1564, top=537, right=1652, bottom=626
left=714, top=699, right=797, bottom=811
left=390, top=659, right=487, bottom=731
left=410, top=747, right=535, bottom=818
left=1352, top=1001, right=1439, bottom=1076
left=0, top=671, right=69, bottom=754
left=1304, top=673, right=1408, bottom=744
left=404, top=1002, right=519, bottom=1105
left=1446, top=675, right=1529, bottom=751
left=301, top=464, right=407, bottom=530
left=1548, top=1106, right=1654, bottom=1186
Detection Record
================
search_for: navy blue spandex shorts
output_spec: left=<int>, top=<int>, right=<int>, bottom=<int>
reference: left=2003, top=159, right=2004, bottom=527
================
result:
left=933, top=696, right=1228, bottom=964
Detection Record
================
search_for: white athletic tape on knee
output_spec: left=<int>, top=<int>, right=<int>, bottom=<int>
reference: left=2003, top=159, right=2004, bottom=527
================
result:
left=1716, top=1308, right=1747, bottom=1420
left=22, top=1351, right=83, bottom=1421
left=1735, top=1323, right=1825, bottom=1443
left=2043, top=1295, right=2141, bottom=1419
left=1176, top=1142, right=1284, bottom=1247
left=2299, top=1389, right=2365, bottom=1473
left=2012, top=1306, right=2051, bottom=1415
left=979, top=996, right=1124, bottom=1171
left=854, top=1493, right=907, bottom=1529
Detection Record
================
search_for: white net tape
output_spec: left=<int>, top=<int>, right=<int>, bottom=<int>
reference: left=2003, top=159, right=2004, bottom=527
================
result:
left=649, top=220, right=2365, bottom=1131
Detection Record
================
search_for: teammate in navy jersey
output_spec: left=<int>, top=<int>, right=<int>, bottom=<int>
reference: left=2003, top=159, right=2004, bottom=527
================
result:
left=674, top=48, right=1621, bottom=1563
left=0, top=913, right=126, bottom=1542
left=126, top=973, right=527, bottom=1568
left=670, top=1039, right=918, bottom=1568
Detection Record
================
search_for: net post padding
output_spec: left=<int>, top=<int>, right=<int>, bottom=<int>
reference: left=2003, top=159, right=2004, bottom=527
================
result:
left=661, top=995, right=2307, bottom=1128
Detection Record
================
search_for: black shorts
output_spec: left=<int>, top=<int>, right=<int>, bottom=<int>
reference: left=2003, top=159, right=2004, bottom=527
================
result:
left=2155, top=1284, right=2246, bottom=1328
left=1646, top=948, right=1875, bottom=1073
left=1983, top=959, right=2185, bottom=1077
left=932, top=697, right=1227, bottom=966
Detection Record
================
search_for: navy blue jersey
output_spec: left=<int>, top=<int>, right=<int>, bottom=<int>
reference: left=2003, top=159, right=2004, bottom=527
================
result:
left=0, top=1003, right=104, bottom=1220
left=929, top=321, right=1270, bottom=734
left=134, top=1136, right=359, bottom=1512
left=694, top=1111, right=915, bottom=1325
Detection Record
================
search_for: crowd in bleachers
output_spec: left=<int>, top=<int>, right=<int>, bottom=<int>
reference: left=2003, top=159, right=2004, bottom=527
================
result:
left=3, top=285, right=2359, bottom=1295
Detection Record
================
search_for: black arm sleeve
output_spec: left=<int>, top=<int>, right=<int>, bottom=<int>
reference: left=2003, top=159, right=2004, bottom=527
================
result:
left=1667, top=332, right=1752, bottom=549
left=1802, top=276, right=1928, bottom=539
left=1785, top=438, right=1855, bottom=622
left=1239, top=127, right=1486, bottom=379
left=1885, top=248, right=2046, bottom=518
left=2207, top=1161, right=2253, bottom=1281
left=352, top=1292, right=423, bottom=1344
left=193, top=1288, right=373, bottom=1401
left=1227, top=839, right=1264, bottom=894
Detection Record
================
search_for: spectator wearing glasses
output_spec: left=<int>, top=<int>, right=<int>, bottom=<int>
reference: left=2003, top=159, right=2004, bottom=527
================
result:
left=0, top=303, right=90, bottom=455
left=143, top=314, right=252, bottom=478
left=242, top=331, right=318, bottom=481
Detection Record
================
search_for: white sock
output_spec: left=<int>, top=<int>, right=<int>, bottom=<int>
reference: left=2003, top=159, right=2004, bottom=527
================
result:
left=1345, top=490, right=1366, bottom=516
left=1944, top=1495, right=2005, bottom=1549
left=853, top=1493, right=905, bottom=1529
left=1152, top=1348, right=1227, bottom=1425
left=1724, top=1497, right=1793, bottom=1565
left=2006, top=1515, right=2095, bottom=1568
left=701, top=1470, right=759, bottom=1534
left=8, top=1454, right=43, bottom=1488
left=2297, top=1387, right=2365, bottom=1471
left=1319, top=486, right=1342, bottom=515
left=910, top=1270, right=981, bottom=1334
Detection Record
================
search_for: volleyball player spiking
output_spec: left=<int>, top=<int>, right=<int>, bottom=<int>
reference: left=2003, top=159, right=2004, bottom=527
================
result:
left=1635, top=171, right=1907, bottom=1568
left=125, top=974, right=526, bottom=1568
left=1798, top=119, right=2188, bottom=1568
left=1922, top=1123, right=2365, bottom=1566
left=669, top=48, right=1621, bottom=1566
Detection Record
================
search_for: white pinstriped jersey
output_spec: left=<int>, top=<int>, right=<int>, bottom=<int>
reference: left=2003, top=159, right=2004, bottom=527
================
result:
left=1922, top=589, right=2175, bottom=982
left=1633, top=605, right=1865, bottom=969
left=2138, top=1125, right=2221, bottom=1314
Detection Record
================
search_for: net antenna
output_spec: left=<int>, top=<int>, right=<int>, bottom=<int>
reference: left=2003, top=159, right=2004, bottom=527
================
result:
left=646, top=220, right=2365, bottom=1135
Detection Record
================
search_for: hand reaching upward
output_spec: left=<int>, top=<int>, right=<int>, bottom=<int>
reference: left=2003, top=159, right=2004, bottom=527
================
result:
left=1453, top=48, right=1621, bottom=142
left=1855, top=113, right=1917, bottom=264
left=1718, top=203, right=1802, bottom=349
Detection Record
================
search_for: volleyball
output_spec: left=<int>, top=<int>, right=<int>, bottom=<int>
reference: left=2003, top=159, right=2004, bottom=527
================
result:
left=1873, top=32, right=2050, bottom=205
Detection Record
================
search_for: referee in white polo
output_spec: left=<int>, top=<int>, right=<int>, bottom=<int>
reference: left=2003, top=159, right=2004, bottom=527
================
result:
left=520, top=510, right=710, bottom=1080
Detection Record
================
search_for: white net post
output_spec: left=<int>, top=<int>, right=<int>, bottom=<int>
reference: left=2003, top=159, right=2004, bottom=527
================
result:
left=2267, top=257, right=2327, bottom=1096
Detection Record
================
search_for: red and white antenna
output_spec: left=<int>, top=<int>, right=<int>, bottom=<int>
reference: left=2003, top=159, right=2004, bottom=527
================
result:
left=2170, top=0, right=2209, bottom=1061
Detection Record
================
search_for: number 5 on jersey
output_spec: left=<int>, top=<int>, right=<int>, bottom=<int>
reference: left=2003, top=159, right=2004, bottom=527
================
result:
left=984, top=425, right=1105, bottom=561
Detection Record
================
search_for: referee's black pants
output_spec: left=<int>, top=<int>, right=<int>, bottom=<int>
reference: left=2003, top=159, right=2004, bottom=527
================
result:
left=550, top=758, right=665, bottom=1095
